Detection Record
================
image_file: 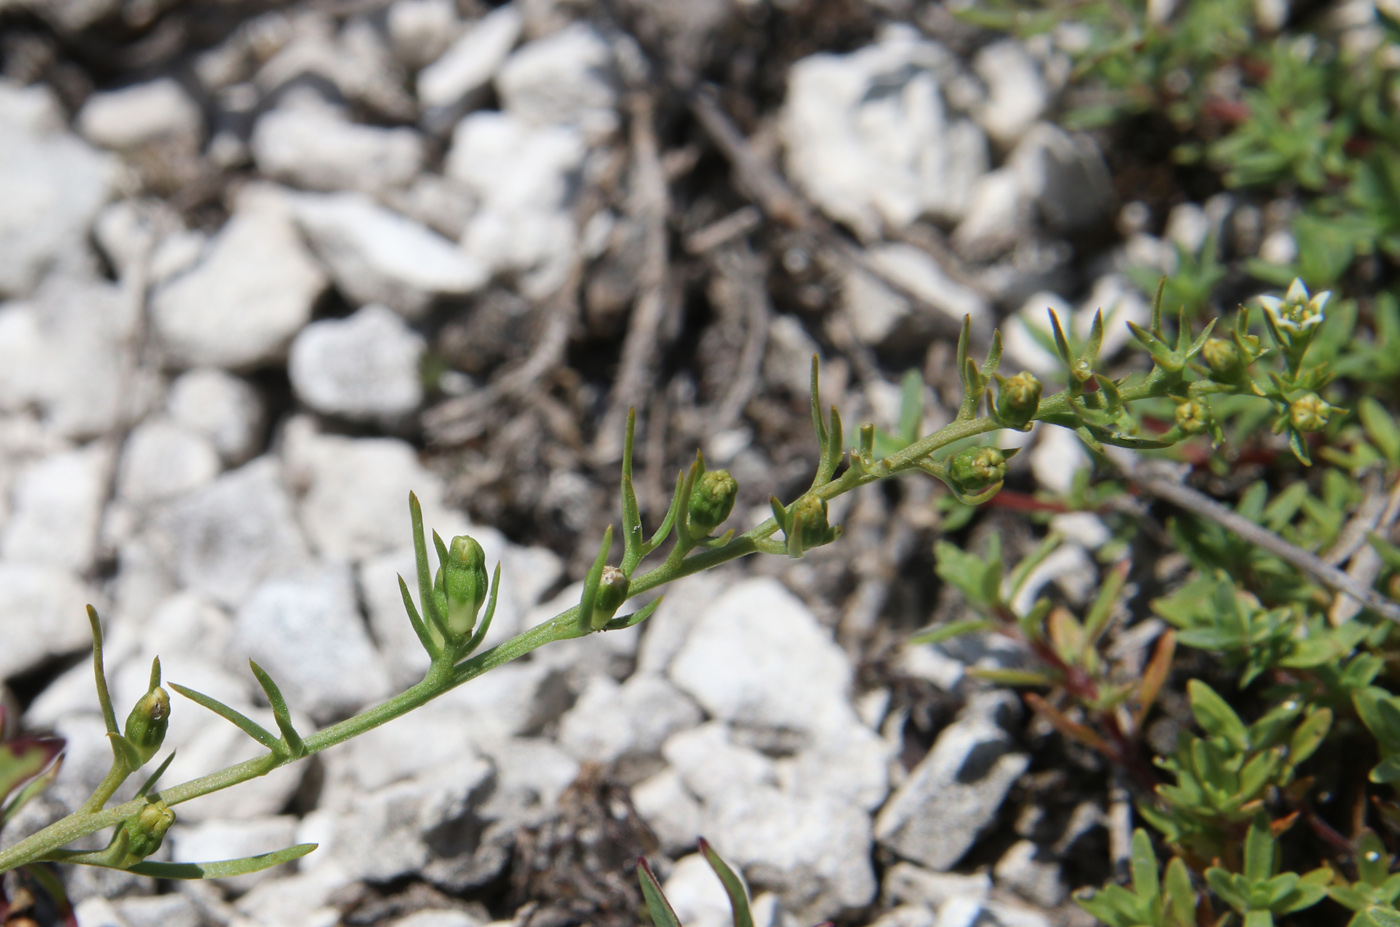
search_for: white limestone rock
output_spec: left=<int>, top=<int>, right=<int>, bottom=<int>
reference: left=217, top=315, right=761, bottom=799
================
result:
left=972, top=41, right=1049, bottom=147
left=289, top=305, right=425, bottom=422
left=874, top=693, right=1029, bottom=871
left=1009, top=122, right=1114, bottom=233
left=668, top=577, right=858, bottom=744
left=389, top=0, right=462, bottom=70
left=1, top=444, right=111, bottom=571
left=77, top=78, right=203, bottom=150
left=116, top=419, right=221, bottom=506
left=167, top=368, right=266, bottom=465
left=446, top=111, right=585, bottom=298
left=0, top=279, right=151, bottom=439
left=282, top=420, right=443, bottom=562
left=232, top=562, right=392, bottom=722
left=631, top=768, right=702, bottom=857
left=153, top=457, right=310, bottom=608
left=252, top=104, right=426, bottom=195
left=152, top=190, right=327, bottom=370
left=416, top=4, right=521, bottom=110
left=557, top=674, right=703, bottom=775
left=780, top=27, right=988, bottom=238
left=496, top=22, right=619, bottom=136
left=290, top=193, right=487, bottom=319
left=0, top=80, right=116, bottom=298
left=0, top=563, right=92, bottom=680
left=842, top=243, right=990, bottom=346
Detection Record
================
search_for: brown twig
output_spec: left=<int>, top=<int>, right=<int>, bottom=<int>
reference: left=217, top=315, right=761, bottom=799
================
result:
left=1121, top=461, right=1400, bottom=623
left=593, top=91, right=672, bottom=465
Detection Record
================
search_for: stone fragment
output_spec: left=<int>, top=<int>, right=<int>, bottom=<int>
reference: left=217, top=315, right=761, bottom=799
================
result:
left=252, top=104, right=425, bottom=194
left=496, top=22, right=619, bottom=136
left=152, top=190, right=326, bottom=370
left=167, top=368, right=266, bottom=465
left=77, top=78, right=203, bottom=150
left=781, top=27, right=987, bottom=237
left=154, top=458, right=310, bottom=608
left=112, top=894, right=202, bottom=927
left=0, top=80, right=115, bottom=298
left=389, top=0, right=461, bottom=70
left=0, top=279, right=150, bottom=439
left=416, top=4, right=521, bottom=111
left=0, top=564, right=92, bottom=680
left=662, top=853, right=738, bottom=927
left=232, top=563, right=391, bottom=722
left=116, top=419, right=221, bottom=506
left=842, top=243, right=990, bottom=347
left=446, top=111, right=584, bottom=298
left=631, top=768, right=702, bottom=856
left=875, top=693, right=1029, bottom=870
left=557, top=674, right=703, bottom=777
left=290, top=193, right=487, bottom=318
left=282, top=420, right=442, bottom=562
left=952, top=170, right=1029, bottom=259
left=668, top=577, right=857, bottom=744
left=289, top=305, right=425, bottom=422
left=994, top=839, right=1067, bottom=907
left=1009, top=123, right=1114, bottom=233
left=972, top=41, right=1049, bottom=147
left=2, top=445, right=110, bottom=571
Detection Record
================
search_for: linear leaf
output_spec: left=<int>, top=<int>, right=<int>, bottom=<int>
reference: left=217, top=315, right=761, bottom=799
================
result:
left=637, top=858, right=682, bottom=927
left=700, top=838, right=754, bottom=927
left=248, top=662, right=305, bottom=758
left=168, top=683, right=280, bottom=751
left=125, top=843, right=317, bottom=879
left=87, top=606, right=119, bottom=738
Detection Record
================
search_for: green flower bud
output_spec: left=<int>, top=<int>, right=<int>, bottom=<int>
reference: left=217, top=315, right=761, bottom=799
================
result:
left=1174, top=398, right=1211, bottom=435
left=994, top=372, right=1042, bottom=429
left=1201, top=338, right=1242, bottom=378
left=434, top=535, right=488, bottom=638
left=688, top=468, right=738, bottom=534
left=791, top=494, right=833, bottom=551
left=120, top=800, right=175, bottom=866
left=123, top=685, right=169, bottom=766
left=949, top=446, right=1008, bottom=495
left=590, top=566, right=630, bottom=629
left=1290, top=393, right=1330, bottom=432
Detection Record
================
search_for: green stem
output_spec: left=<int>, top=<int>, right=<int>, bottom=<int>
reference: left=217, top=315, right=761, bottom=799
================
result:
left=78, top=759, right=130, bottom=815
left=0, top=376, right=1173, bottom=876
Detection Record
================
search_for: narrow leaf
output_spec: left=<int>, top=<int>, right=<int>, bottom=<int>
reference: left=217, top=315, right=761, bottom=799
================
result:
left=2, top=754, right=63, bottom=826
left=397, top=574, right=440, bottom=659
left=168, top=683, right=280, bottom=751
left=248, top=662, right=305, bottom=758
left=126, top=843, right=318, bottom=879
left=1025, top=693, right=1114, bottom=755
left=621, top=408, right=643, bottom=570
left=135, top=751, right=175, bottom=799
left=460, top=562, right=502, bottom=656
left=87, top=606, right=120, bottom=738
left=910, top=619, right=995, bottom=645
left=637, top=858, right=683, bottom=927
left=577, top=525, right=614, bottom=632
left=410, top=493, right=451, bottom=645
left=700, top=838, right=754, bottom=927
left=601, top=594, right=664, bottom=631
left=809, top=355, right=828, bottom=450
left=0, top=736, right=63, bottom=809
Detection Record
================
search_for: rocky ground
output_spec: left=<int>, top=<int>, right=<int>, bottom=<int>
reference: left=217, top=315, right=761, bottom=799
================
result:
left=0, top=0, right=1327, bottom=925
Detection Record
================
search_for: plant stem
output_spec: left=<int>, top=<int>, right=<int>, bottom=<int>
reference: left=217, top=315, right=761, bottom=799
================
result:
left=0, top=376, right=1171, bottom=875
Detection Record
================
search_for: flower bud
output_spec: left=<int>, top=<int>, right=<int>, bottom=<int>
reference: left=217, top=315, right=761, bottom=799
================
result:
left=120, top=800, right=175, bottom=866
left=1290, top=393, right=1330, bottom=432
left=434, top=535, right=488, bottom=638
left=123, top=685, right=169, bottom=767
left=688, top=468, right=738, bottom=534
left=790, top=494, right=833, bottom=552
left=1201, top=338, right=1242, bottom=378
left=949, top=447, right=1008, bottom=496
left=590, top=566, right=630, bottom=629
left=994, top=372, right=1042, bottom=429
left=1174, top=398, right=1211, bottom=435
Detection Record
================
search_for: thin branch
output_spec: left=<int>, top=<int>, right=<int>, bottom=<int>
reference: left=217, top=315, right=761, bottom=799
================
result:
left=1124, top=461, right=1400, bottom=623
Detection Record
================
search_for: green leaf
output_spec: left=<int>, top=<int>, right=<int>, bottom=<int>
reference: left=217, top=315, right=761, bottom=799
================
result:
left=1188, top=680, right=1249, bottom=752
left=87, top=606, right=120, bottom=739
left=1366, top=907, right=1400, bottom=927
left=910, top=619, right=995, bottom=646
left=248, top=662, right=305, bottom=758
left=638, top=858, right=682, bottom=927
left=1244, top=814, right=1275, bottom=883
left=700, top=839, right=754, bottom=927
left=125, top=843, right=317, bottom=879
left=1360, top=398, right=1400, bottom=467
left=1130, top=829, right=1160, bottom=901
left=1287, top=709, right=1331, bottom=767
left=168, top=683, right=280, bottom=751
left=0, top=736, right=63, bottom=810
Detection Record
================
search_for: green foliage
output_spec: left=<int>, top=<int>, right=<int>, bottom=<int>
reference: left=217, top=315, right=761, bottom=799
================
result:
left=1074, top=830, right=1199, bottom=927
left=1203, top=815, right=1331, bottom=927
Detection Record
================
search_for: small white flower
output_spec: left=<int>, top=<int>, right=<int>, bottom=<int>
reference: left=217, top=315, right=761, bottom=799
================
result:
left=1258, top=278, right=1329, bottom=334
